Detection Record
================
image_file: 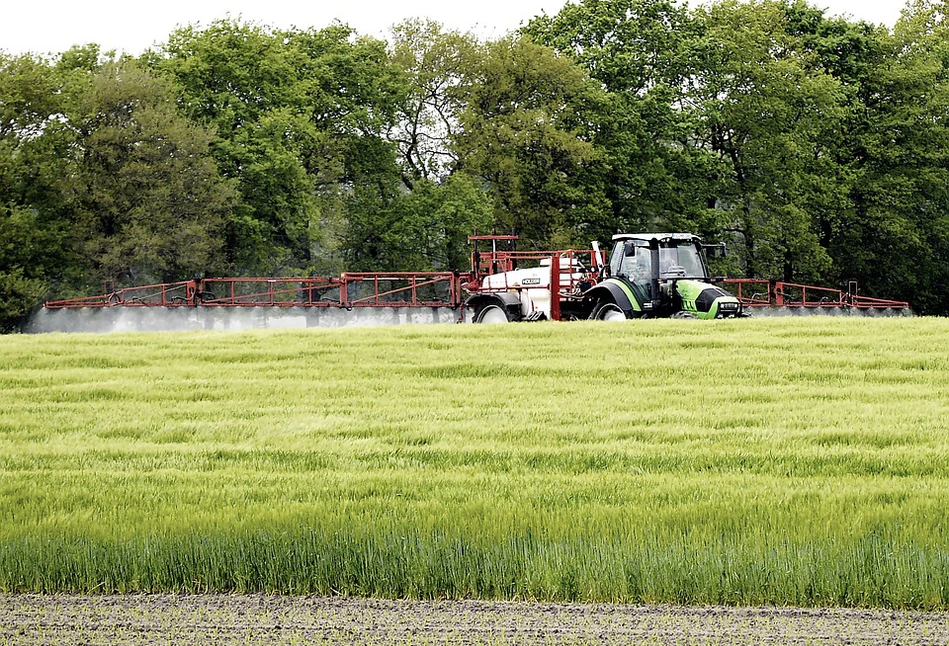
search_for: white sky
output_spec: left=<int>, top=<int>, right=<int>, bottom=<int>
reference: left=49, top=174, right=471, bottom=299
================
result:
left=0, top=0, right=909, bottom=58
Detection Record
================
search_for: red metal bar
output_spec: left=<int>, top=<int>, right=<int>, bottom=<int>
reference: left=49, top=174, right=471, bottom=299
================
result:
left=850, top=295, right=911, bottom=308
left=721, top=278, right=909, bottom=310
left=720, top=278, right=771, bottom=306
left=550, top=255, right=561, bottom=321
left=342, top=273, right=460, bottom=307
left=773, top=282, right=842, bottom=307
left=44, top=281, right=194, bottom=309
left=196, top=277, right=342, bottom=307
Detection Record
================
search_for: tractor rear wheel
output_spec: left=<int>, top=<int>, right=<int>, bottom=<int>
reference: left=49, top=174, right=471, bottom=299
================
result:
left=592, top=301, right=628, bottom=321
left=474, top=304, right=512, bottom=324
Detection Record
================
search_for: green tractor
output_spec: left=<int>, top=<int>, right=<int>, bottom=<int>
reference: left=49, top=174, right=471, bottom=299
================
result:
left=583, top=233, right=742, bottom=320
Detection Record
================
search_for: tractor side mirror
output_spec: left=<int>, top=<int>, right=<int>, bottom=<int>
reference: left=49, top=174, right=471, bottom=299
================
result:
left=623, top=241, right=637, bottom=257
left=704, top=242, right=727, bottom=259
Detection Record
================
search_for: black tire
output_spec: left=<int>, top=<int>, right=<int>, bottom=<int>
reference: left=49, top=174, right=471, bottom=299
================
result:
left=671, top=310, right=698, bottom=319
left=474, top=303, right=512, bottom=324
left=592, top=301, right=628, bottom=321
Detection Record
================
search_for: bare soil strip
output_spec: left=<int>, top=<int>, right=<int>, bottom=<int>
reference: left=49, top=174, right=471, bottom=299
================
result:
left=2, top=595, right=949, bottom=645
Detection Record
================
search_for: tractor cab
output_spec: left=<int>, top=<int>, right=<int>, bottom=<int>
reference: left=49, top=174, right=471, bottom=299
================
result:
left=609, top=233, right=711, bottom=285
left=601, top=233, right=741, bottom=318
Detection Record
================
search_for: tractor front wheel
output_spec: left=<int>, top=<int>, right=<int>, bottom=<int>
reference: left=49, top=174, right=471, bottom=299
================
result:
left=592, top=301, right=628, bottom=322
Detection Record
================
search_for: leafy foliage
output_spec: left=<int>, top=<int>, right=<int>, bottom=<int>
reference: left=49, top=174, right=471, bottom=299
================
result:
left=525, top=0, right=724, bottom=240
left=149, top=20, right=406, bottom=275
left=5, top=0, right=949, bottom=326
left=389, top=19, right=481, bottom=184
left=453, top=36, right=608, bottom=247
left=344, top=174, right=493, bottom=271
left=64, top=61, right=235, bottom=286
left=0, top=206, right=48, bottom=332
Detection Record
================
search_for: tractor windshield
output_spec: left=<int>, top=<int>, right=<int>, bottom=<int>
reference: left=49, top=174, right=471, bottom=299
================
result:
left=609, top=238, right=709, bottom=282
left=658, top=241, right=707, bottom=278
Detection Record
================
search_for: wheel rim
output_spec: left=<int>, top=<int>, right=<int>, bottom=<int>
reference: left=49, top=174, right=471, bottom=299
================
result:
left=477, top=305, right=509, bottom=324
left=597, top=303, right=627, bottom=322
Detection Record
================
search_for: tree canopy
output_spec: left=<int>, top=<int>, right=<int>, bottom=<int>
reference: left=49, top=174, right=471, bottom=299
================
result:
left=2, top=0, right=949, bottom=330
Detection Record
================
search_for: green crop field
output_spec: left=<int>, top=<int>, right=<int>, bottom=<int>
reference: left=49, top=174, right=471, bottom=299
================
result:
left=1, top=317, right=948, bottom=608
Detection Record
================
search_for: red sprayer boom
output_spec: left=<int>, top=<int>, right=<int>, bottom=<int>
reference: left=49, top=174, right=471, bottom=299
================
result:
left=40, top=232, right=910, bottom=330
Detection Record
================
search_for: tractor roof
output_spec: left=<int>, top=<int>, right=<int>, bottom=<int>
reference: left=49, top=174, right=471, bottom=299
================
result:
left=611, top=233, right=702, bottom=243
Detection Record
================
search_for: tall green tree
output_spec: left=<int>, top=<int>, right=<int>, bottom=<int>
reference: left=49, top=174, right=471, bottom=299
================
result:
left=63, top=60, right=235, bottom=287
left=524, top=0, right=729, bottom=241
left=389, top=20, right=483, bottom=185
left=148, top=20, right=406, bottom=275
left=824, top=0, right=949, bottom=313
left=0, top=52, right=74, bottom=330
left=693, top=0, right=848, bottom=282
left=343, top=174, right=492, bottom=271
left=0, top=205, right=49, bottom=331
left=452, top=35, right=609, bottom=248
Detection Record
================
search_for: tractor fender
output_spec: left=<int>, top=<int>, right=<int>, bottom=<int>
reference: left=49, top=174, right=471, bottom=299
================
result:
left=584, top=280, right=642, bottom=317
left=465, top=292, right=523, bottom=320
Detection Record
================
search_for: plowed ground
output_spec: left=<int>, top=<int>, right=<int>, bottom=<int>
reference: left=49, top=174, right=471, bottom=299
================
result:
left=3, top=595, right=948, bottom=645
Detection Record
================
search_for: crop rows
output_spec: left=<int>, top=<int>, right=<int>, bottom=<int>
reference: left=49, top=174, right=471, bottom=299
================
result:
left=1, top=318, right=948, bottom=607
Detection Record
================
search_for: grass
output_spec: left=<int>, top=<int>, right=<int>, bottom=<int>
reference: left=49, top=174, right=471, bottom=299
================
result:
left=1, top=317, right=949, bottom=607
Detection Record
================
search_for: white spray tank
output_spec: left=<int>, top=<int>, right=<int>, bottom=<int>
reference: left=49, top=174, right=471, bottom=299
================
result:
left=480, top=255, right=586, bottom=319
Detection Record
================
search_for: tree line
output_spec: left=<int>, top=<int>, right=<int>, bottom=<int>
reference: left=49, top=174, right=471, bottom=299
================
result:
left=2, top=0, right=949, bottom=330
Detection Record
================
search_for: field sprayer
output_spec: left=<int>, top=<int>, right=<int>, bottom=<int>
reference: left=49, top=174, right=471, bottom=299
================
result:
left=33, top=232, right=910, bottom=333
left=465, top=232, right=743, bottom=322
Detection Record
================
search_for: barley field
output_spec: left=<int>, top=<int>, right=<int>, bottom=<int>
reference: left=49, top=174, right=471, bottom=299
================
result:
left=1, top=318, right=948, bottom=608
